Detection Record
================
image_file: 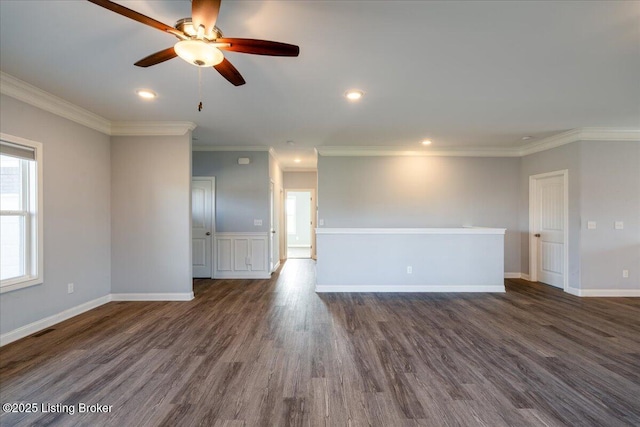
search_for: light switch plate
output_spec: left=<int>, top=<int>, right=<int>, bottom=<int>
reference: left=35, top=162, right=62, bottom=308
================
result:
left=614, top=221, right=624, bottom=230
left=587, top=221, right=596, bottom=230
left=319, top=219, right=325, bottom=226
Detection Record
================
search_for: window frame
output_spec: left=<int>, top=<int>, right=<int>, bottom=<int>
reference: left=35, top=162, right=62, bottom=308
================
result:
left=1, top=133, right=44, bottom=293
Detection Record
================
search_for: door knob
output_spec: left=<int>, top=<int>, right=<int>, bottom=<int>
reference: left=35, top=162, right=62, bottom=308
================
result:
left=534, top=233, right=540, bottom=237
left=271, top=230, right=276, bottom=234
left=206, top=232, right=211, bottom=236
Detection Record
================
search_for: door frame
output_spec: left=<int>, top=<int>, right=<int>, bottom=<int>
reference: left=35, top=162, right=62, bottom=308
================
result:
left=269, top=179, right=280, bottom=273
left=528, top=169, right=568, bottom=291
left=284, top=188, right=316, bottom=260
left=192, top=176, right=216, bottom=278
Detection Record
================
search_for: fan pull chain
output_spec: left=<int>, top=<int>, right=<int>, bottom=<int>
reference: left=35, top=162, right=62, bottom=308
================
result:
left=198, top=67, right=203, bottom=112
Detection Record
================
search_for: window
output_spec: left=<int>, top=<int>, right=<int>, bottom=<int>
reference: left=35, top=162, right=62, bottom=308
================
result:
left=286, top=196, right=296, bottom=235
left=1, top=134, right=43, bottom=293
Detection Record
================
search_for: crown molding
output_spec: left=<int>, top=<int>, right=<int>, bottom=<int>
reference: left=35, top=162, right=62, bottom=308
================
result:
left=317, top=145, right=522, bottom=157
left=111, top=121, right=196, bottom=136
left=282, top=167, right=318, bottom=172
left=519, top=128, right=640, bottom=156
left=1, top=72, right=196, bottom=137
left=3, top=73, right=637, bottom=154
left=1, top=71, right=112, bottom=135
left=318, top=128, right=639, bottom=158
left=192, top=145, right=270, bottom=152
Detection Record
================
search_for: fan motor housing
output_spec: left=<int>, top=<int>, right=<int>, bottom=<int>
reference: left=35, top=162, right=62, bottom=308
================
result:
left=175, top=18, right=223, bottom=40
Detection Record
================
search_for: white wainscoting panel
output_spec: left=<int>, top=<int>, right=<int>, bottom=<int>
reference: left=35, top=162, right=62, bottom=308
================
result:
left=214, top=233, right=271, bottom=279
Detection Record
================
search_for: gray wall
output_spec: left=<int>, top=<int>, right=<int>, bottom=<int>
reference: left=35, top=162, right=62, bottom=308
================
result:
left=519, top=143, right=582, bottom=289
left=579, top=141, right=639, bottom=290
left=520, top=140, right=640, bottom=291
left=0, top=95, right=111, bottom=335
left=111, top=135, right=193, bottom=295
left=193, top=151, right=269, bottom=233
left=318, top=155, right=521, bottom=272
left=284, top=171, right=317, bottom=190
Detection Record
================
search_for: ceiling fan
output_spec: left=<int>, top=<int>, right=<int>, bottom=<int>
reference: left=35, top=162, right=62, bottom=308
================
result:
left=87, top=0, right=300, bottom=87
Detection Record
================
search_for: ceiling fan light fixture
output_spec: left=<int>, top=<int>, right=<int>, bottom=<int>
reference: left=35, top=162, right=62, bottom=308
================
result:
left=136, top=89, right=157, bottom=99
left=345, top=89, right=365, bottom=101
left=174, top=39, right=224, bottom=67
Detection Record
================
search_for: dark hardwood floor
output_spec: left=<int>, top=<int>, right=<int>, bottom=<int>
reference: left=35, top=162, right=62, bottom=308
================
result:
left=1, top=259, right=639, bottom=426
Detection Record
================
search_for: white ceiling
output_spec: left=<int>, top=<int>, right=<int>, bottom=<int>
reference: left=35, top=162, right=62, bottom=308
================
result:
left=1, top=1, right=639, bottom=169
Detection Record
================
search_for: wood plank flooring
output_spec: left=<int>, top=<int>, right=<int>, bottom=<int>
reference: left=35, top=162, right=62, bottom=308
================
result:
left=1, top=259, right=639, bottom=426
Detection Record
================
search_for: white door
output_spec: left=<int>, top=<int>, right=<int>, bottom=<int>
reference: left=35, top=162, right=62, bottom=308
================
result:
left=533, top=174, right=565, bottom=288
left=192, top=178, right=215, bottom=278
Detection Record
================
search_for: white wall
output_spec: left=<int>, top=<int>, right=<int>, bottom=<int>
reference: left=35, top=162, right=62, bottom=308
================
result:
left=318, top=155, right=521, bottom=273
left=0, top=95, right=111, bottom=335
left=111, top=135, right=193, bottom=296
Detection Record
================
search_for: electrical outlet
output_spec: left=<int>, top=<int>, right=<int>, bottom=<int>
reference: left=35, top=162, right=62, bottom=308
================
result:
left=407, top=266, right=412, bottom=274
left=587, top=221, right=596, bottom=230
left=622, top=270, right=629, bottom=278
left=254, top=219, right=262, bottom=226
left=614, top=221, right=624, bottom=230
left=319, top=219, right=325, bottom=226
left=67, top=283, right=74, bottom=294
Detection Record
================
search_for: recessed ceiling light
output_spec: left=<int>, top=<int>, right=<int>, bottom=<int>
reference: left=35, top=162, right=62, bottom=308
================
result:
left=294, top=158, right=302, bottom=163
left=521, top=136, right=533, bottom=141
left=345, top=89, right=364, bottom=101
left=421, top=139, right=432, bottom=146
left=136, top=89, right=156, bottom=99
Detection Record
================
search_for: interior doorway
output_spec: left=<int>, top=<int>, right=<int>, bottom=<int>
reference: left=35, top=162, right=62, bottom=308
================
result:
left=285, top=189, right=314, bottom=259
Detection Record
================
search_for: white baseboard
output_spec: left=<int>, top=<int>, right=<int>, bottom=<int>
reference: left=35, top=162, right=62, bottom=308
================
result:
left=111, top=292, right=194, bottom=301
left=504, top=272, right=521, bottom=279
left=315, top=285, right=505, bottom=293
left=521, top=273, right=531, bottom=281
left=1, top=292, right=195, bottom=347
left=272, top=260, right=281, bottom=273
left=214, top=272, right=271, bottom=279
left=568, top=288, right=640, bottom=297
left=0, top=295, right=111, bottom=347
left=566, top=286, right=581, bottom=296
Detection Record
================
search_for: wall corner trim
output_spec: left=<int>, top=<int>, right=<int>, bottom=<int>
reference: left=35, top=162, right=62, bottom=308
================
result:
left=1, top=72, right=197, bottom=137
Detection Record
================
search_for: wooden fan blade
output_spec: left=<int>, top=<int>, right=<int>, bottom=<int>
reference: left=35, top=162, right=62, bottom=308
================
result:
left=87, top=0, right=175, bottom=33
left=192, top=0, right=221, bottom=36
left=217, top=38, right=300, bottom=57
left=134, top=47, right=177, bottom=67
left=214, top=58, right=246, bottom=86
